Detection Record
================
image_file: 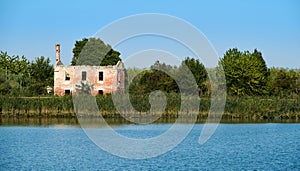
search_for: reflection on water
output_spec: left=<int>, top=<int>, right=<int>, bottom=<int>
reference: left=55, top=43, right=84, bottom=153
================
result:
left=0, top=116, right=299, bottom=127
left=0, top=117, right=79, bottom=127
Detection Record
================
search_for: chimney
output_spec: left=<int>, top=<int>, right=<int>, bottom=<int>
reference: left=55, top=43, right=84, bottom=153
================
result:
left=55, top=44, right=61, bottom=64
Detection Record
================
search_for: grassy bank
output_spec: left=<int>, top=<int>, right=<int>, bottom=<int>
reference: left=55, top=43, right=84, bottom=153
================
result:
left=0, top=94, right=299, bottom=120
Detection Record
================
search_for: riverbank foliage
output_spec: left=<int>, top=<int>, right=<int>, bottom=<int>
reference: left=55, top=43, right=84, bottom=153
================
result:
left=0, top=95, right=299, bottom=120
left=1, top=41, right=300, bottom=121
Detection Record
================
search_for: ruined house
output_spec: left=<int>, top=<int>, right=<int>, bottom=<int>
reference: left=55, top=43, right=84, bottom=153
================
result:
left=54, top=44, right=125, bottom=96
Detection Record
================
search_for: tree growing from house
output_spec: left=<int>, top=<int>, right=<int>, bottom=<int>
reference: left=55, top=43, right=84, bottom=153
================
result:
left=71, top=38, right=121, bottom=66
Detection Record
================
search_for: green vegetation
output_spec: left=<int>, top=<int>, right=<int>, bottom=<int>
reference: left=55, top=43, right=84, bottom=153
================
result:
left=268, top=68, right=300, bottom=96
left=0, top=52, right=53, bottom=96
left=0, top=95, right=299, bottom=121
left=71, top=38, right=121, bottom=66
left=219, top=48, right=269, bottom=96
left=128, top=58, right=208, bottom=95
left=0, top=37, right=299, bottom=122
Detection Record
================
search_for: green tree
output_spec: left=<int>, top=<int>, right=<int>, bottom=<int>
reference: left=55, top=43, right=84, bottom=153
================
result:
left=219, top=48, right=269, bottom=96
left=29, top=56, right=54, bottom=95
left=268, top=68, right=299, bottom=96
left=0, top=70, right=11, bottom=95
left=0, top=51, right=31, bottom=96
left=101, top=49, right=121, bottom=66
left=75, top=81, right=94, bottom=95
left=129, top=61, right=179, bottom=95
left=181, top=57, right=208, bottom=95
left=0, top=51, right=16, bottom=80
left=71, top=38, right=121, bottom=66
left=126, top=68, right=144, bottom=94
left=71, top=38, right=88, bottom=65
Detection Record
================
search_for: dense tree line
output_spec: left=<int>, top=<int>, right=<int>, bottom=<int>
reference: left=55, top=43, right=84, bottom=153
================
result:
left=128, top=49, right=300, bottom=97
left=0, top=51, right=53, bottom=96
left=1, top=36, right=299, bottom=97
left=128, top=57, right=208, bottom=96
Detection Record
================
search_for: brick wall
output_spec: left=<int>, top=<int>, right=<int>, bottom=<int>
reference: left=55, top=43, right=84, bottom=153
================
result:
left=54, top=61, right=125, bottom=96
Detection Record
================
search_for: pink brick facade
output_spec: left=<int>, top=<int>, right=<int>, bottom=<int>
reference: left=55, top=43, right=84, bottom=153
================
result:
left=53, top=44, right=125, bottom=96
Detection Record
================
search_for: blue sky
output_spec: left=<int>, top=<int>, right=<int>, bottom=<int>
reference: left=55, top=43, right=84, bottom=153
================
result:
left=1, top=0, right=299, bottom=68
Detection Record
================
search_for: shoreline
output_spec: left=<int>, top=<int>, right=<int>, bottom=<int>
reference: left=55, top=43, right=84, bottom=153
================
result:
left=1, top=116, right=299, bottom=126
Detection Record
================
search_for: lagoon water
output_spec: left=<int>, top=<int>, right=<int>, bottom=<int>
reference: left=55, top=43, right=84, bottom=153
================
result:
left=0, top=123, right=299, bottom=170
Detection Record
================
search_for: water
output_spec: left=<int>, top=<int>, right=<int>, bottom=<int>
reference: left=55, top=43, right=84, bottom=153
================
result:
left=0, top=123, right=299, bottom=170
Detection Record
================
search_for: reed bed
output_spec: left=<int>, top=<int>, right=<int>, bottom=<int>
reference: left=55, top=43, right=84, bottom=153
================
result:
left=0, top=94, right=299, bottom=120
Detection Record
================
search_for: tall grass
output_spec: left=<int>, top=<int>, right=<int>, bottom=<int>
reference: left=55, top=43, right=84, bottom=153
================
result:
left=0, top=94, right=299, bottom=120
left=0, top=96, right=74, bottom=117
